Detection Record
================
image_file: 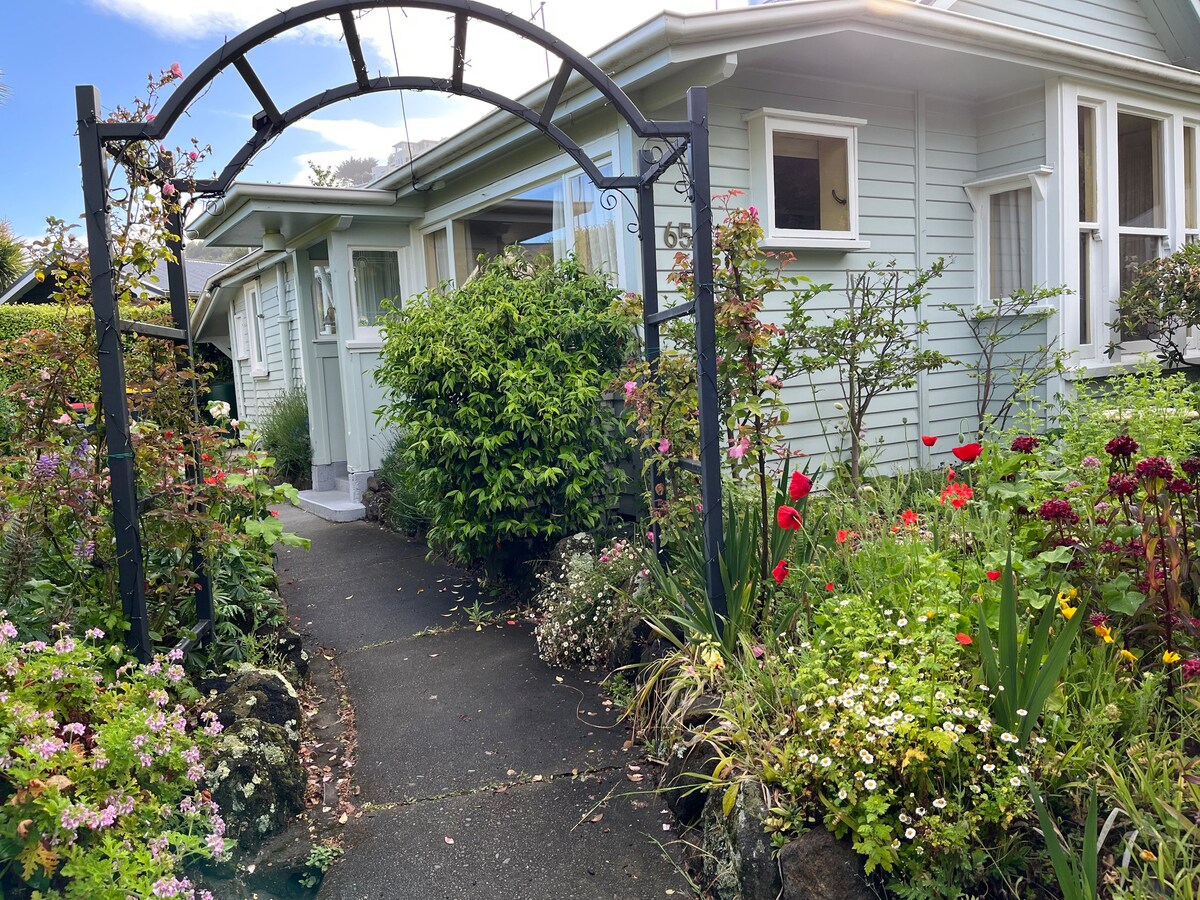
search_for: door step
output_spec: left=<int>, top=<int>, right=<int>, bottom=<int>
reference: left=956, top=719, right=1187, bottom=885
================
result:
left=297, top=489, right=366, bottom=523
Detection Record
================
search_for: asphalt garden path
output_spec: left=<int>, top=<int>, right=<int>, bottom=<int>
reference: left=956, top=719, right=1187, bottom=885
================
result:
left=275, top=506, right=690, bottom=900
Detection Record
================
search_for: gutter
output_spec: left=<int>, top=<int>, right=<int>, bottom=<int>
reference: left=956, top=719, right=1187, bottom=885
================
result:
left=190, top=247, right=287, bottom=339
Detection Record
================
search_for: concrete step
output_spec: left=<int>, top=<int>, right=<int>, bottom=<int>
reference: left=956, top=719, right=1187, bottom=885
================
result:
left=333, top=476, right=352, bottom=496
left=296, top=489, right=366, bottom=523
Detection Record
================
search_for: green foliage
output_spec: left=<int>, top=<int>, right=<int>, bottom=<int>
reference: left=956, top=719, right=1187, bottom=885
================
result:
left=534, top=537, right=645, bottom=669
left=375, top=253, right=633, bottom=563
left=0, top=220, right=25, bottom=292
left=0, top=616, right=222, bottom=898
left=1055, top=362, right=1200, bottom=463
left=375, top=434, right=432, bottom=535
left=975, top=554, right=1085, bottom=746
left=792, top=259, right=953, bottom=484
left=1109, top=241, right=1200, bottom=368
left=259, top=388, right=312, bottom=487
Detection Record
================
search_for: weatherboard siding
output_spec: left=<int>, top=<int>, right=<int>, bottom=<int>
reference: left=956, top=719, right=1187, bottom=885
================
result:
left=952, top=0, right=1169, bottom=62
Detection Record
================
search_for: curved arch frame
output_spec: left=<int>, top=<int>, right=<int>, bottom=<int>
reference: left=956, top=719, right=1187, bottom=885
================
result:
left=76, top=0, right=724, bottom=662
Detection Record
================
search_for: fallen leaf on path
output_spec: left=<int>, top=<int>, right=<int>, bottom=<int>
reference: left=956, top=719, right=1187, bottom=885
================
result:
left=590, top=813, right=604, bottom=823
left=344, top=596, right=353, bottom=600
left=554, top=676, right=563, bottom=683
left=444, top=836, right=454, bottom=844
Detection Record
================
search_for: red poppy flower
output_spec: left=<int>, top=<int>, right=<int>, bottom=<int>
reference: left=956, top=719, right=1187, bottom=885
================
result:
left=955, top=633, right=973, bottom=646
left=921, top=435, right=937, bottom=447
left=771, top=559, right=789, bottom=584
left=952, top=442, right=983, bottom=463
left=836, top=529, right=850, bottom=544
left=789, top=471, right=813, bottom=501
left=901, top=509, right=918, bottom=526
left=776, top=505, right=803, bottom=530
left=986, top=570, right=1001, bottom=581
left=947, top=468, right=956, bottom=483
left=825, top=582, right=835, bottom=592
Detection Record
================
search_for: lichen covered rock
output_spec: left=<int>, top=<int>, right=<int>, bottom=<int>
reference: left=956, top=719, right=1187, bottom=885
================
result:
left=203, top=665, right=302, bottom=749
left=206, top=718, right=305, bottom=851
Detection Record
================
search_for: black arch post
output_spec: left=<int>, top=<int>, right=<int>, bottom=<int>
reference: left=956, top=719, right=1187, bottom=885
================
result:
left=77, top=0, right=726, bottom=662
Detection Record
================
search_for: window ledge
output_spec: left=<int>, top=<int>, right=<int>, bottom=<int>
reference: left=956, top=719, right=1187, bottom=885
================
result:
left=759, top=238, right=870, bottom=252
left=345, top=339, right=384, bottom=351
left=251, top=368, right=270, bottom=380
left=972, top=301, right=1056, bottom=317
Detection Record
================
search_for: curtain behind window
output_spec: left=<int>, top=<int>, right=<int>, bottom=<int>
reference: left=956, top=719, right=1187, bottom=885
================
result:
left=990, top=188, right=1032, bottom=299
left=352, top=250, right=401, bottom=327
left=569, top=169, right=618, bottom=279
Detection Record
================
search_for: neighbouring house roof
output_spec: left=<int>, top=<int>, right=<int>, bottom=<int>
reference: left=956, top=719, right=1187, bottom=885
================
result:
left=0, top=257, right=228, bottom=305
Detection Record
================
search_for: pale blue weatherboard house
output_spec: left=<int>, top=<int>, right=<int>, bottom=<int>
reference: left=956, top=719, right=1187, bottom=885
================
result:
left=189, top=0, right=1200, bottom=520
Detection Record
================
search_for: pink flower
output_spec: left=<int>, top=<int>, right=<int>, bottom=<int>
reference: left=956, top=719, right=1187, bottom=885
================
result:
left=748, top=206, right=759, bottom=219
left=162, top=182, right=176, bottom=196
left=657, top=438, right=670, bottom=454
left=169, top=62, right=183, bottom=79
left=624, top=381, right=637, bottom=398
left=188, top=151, right=198, bottom=161
left=764, top=374, right=781, bottom=388
left=729, top=437, right=750, bottom=459
left=54, top=413, right=72, bottom=425
left=646, top=531, right=655, bottom=543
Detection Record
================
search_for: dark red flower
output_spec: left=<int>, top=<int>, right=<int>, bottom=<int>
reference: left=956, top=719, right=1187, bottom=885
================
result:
left=1010, top=435, right=1040, bottom=453
left=1168, top=477, right=1194, bottom=495
left=952, top=442, right=983, bottom=462
left=789, top=471, right=813, bottom=501
left=1105, top=434, right=1139, bottom=457
left=1182, top=457, right=1200, bottom=478
left=921, top=435, right=937, bottom=447
left=1108, top=473, right=1138, bottom=498
left=1182, top=658, right=1200, bottom=681
left=986, top=571, right=1001, bottom=581
left=1135, top=456, right=1174, bottom=481
left=1038, top=498, right=1079, bottom=524
left=955, top=633, right=973, bottom=646
left=771, top=559, right=789, bottom=584
left=776, top=505, right=803, bottom=530
left=1088, top=611, right=1109, bottom=628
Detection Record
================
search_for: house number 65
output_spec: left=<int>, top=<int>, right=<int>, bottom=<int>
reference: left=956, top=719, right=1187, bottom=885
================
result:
left=662, top=222, right=693, bottom=250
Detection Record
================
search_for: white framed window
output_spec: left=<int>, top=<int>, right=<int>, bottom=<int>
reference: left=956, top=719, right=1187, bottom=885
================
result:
left=423, top=227, right=451, bottom=291
left=348, top=247, right=402, bottom=343
left=451, top=160, right=619, bottom=282
left=746, top=108, right=867, bottom=250
left=1064, top=87, right=1195, bottom=364
left=243, top=282, right=267, bottom=377
left=312, top=264, right=336, bottom=339
left=233, top=307, right=250, bottom=361
left=964, top=167, right=1052, bottom=308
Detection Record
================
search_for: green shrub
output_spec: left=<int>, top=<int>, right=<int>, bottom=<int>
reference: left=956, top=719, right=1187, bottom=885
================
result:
left=259, top=388, right=312, bottom=487
left=376, top=434, right=431, bottom=535
left=375, top=253, right=634, bottom=564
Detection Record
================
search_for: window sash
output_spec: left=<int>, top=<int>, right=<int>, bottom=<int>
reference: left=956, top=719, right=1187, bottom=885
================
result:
left=350, top=249, right=401, bottom=340
left=988, top=188, right=1033, bottom=299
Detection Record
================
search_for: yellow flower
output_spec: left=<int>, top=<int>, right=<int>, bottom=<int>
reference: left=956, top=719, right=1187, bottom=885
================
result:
left=1060, top=605, right=1077, bottom=620
left=1140, top=848, right=1157, bottom=862
left=701, top=646, right=725, bottom=671
left=1163, top=650, right=1182, bottom=665
left=1094, top=624, right=1113, bottom=643
left=1119, top=649, right=1137, bottom=664
left=35, top=270, right=45, bottom=283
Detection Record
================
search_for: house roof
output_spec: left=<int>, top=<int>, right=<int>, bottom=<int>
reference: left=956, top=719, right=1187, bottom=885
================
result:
left=365, top=0, right=1200, bottom=200
left=0, top=257, right=228, bottom=305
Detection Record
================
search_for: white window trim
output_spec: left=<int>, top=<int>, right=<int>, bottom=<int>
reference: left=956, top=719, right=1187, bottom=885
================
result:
left=963, top=166, right=1053, bottom=310
left=746, top=108, right=869, bottom=250
left=233, top=304, right=250, bottom=361
left=243, top=283, right=268, bottom=377
left=1062, top=83, right=1194, bottom=369
left=347, top=246, right=402, bottom=345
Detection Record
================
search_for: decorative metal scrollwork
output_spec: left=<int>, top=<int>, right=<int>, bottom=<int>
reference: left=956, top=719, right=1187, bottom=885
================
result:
left=600, top=187, right=641, bottom=238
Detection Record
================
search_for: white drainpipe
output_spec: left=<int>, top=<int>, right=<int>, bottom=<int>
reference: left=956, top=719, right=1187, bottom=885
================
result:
left=274, top=261, right=295, bottom=391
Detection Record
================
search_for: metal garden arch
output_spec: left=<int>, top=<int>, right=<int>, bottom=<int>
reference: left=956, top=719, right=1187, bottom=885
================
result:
left=76, top=0, right=726, bottom=662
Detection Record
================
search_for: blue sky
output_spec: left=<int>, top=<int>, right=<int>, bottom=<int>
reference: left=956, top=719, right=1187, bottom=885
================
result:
left=0, top=0, right=742, bottom=242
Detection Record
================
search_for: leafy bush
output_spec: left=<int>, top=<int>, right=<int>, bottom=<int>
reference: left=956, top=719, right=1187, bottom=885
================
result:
left=375, top=253, right=634, bottom=564
left=1109, top=241, right=1200, bottom=368
left=375, top=434, right=431, bottom=535
left=534, top=537, right=645, bottom=669
left=259, top=388, right=312, bottom=487
left=0, top=616, right=223, bottom=898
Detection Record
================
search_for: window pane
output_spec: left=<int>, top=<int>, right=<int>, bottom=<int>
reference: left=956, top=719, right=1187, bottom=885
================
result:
left=773, top=131, right=850, bottom=232
left=1119, top=234, right=1162, bottom=340
left=567, top=169, right=618, bottom=278
left=424, top=231, right=450, bottom=289
left=352, top=250, right=401, bottom=328
left=1078, top=231, right=1091, bottom=345
left=989, top=188, right=1032, bottom=298
left=1187, top=127, right=1197, bottom=231
left=1118, top=113, right=1163, bottom=228
left=466, top=180, right=560, bottom=267
left=312, top=265, right=335, bottom=336
left=1078, top=106, right=1096, bottom=222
